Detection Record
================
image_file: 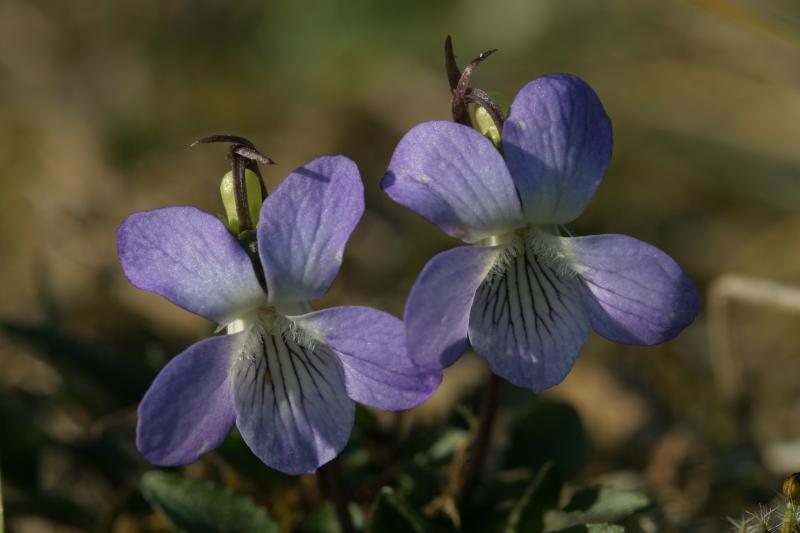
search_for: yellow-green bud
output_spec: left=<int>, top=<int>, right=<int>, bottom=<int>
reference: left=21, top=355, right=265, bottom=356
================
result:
left=474, top=106, right=501, bottom=148
left=220, top=168, right=263, bottom=233
left=784, top=473, right=800, bottom=505
left=473, top=92, right=508, bottom=148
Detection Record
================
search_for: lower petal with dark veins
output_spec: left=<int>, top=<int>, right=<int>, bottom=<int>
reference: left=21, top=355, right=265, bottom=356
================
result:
left=468, top=241, right=590, bottom=391
left=231, top=323, right=354, bottom=475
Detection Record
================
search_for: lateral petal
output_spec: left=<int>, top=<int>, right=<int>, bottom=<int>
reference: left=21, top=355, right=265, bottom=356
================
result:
left=565, top=234, right=699, bottom=345
left=136, top=334, right=241, bottom=466
left=292, top=306, right=441, bottom=410
left=404, top=245, right=505, bottom=369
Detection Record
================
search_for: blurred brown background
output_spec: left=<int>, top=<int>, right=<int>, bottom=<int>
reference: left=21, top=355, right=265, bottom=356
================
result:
left=1, top=0, right=799, bottom=531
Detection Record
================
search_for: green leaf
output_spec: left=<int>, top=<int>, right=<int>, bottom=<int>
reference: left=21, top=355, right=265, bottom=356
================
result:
left=367, top=487, right=425, bottom=533
left=141, top=471, right=279, bottom=533
left=563, top=486, right=649, bottom=517
left=551, top=524, right=624, bottom=533
left=505, top=399, right=587, bottom=479
left=544, top=486, right=649, bottom=531
left=506, top=462, right=563, bottom=533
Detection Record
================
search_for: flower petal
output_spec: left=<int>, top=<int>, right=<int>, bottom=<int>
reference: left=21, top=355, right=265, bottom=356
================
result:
left=503, top=75, right=612, bottom=223
left=292, top=306, right=441, bottom=410
left=468, top=241, right=590, bottom=391
left=118, top=207, right=265, bottom=324
left=137, top=334, right=241, bottom=466
left=257, top=156, right=363, bottom=305
left=382, top=121, right=523, bottom=243
left=405, top=245, right=504, bottom=369
left=565, top=234, right=699, bottom=345
left=232, top=324, right=354, bottom=475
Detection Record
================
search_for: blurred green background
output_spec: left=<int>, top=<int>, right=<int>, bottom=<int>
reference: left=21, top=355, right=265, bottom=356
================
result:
left=1, top=0, right=800, bottom=531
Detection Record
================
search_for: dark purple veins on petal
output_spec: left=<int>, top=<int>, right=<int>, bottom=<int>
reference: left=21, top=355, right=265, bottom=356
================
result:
left=468, top=243, right=590, bottom=392
left=232, top=326, right=354, bottom=475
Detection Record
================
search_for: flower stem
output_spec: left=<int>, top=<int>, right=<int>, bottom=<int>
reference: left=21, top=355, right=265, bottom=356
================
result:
left=460, top=372, right=502, bottom=513
left=781, top=501, right=795, bottom=533
left=0, top=457, right=4, bottom=533
left=319, top=456, right=354, bottom=533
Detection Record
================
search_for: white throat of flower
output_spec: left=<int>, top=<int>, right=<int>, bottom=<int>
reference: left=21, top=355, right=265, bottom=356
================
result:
left=226, top=301, right=313, bottom=339
left=480, top=226, right=578, bottom=281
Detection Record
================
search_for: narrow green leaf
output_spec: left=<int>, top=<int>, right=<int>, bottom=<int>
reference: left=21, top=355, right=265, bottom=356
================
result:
left=367, top=487, right=425, bottom=533
left=506, top=462, right=563, bottom=533
left=349, top=502, right=366, bottom=531
left=586, top=525, right=624, bottom=533
left=141, top=471, right=279, bottom=533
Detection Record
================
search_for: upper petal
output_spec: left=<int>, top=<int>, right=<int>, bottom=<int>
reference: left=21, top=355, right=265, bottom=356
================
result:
left=564, top=234, right=699, bottom=345
left=382, top=121, right=524, bottom=242
left=137, top=333, right=241, bottom=466
left=502, top=75, right=612, bottom=223
left=257, top=156, right=364, bottom=305
left=404, top=245, right=505, bottom=369
left=468, top=238, right=590, bottom=391
left=232, top=322, right=354, bottom=475
left=292, top=306, right=442, bottom=410
left=118, top=206, right=265, bottom=324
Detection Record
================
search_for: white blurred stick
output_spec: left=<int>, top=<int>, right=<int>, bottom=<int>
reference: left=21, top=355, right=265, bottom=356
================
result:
left=709, top=274, right=800, bottom=401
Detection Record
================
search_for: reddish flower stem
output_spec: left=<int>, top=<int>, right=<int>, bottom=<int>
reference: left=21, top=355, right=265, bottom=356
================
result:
left=319, top=456, right=354, bottom=533
left=460, top=372, right=502, bottom=512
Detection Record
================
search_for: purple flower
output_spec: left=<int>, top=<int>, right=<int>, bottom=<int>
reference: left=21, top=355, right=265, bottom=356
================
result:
left=382, top=74, right=699, bottom=391
left=118, top=156, right=440, bottom=474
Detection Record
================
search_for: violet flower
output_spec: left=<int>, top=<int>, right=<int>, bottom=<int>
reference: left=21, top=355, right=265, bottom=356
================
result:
left=118, top=156, right=440, bottom=474
left=382, top=74, right=699, bottom=391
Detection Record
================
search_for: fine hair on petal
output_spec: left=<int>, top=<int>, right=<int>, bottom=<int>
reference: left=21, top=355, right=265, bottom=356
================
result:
left=483, top=240, right=521, bottom=285
left=237, top=310, right=320, bottom=365
left=524, top=228, right=578, bottom=279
